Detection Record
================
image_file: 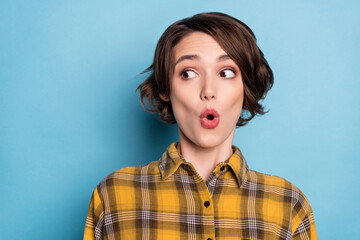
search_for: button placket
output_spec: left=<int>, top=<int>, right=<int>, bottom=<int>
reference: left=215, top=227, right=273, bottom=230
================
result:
left=193, top=166, right=216, bottom=240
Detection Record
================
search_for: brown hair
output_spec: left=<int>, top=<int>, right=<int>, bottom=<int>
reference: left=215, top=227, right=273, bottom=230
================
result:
left=136, top=12, right=274, bottom=127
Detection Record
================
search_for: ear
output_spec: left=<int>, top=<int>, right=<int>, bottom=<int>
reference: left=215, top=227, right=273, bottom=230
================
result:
left=159, top=93, right=170, bottom=102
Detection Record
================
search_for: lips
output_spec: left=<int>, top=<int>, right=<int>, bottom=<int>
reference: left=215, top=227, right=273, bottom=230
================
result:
left=200, top=108, right=220, bottom=129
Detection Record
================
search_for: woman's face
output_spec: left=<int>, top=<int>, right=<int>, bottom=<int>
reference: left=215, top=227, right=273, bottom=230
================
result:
left=161, top=31, right=244, bottom=148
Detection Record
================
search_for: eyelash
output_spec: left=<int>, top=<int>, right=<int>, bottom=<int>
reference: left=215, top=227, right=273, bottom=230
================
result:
left=180, top=68, right=237, bottom=79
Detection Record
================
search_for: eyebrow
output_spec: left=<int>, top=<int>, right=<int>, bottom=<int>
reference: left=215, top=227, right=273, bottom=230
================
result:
left=174, top=54, right=231, bottom=67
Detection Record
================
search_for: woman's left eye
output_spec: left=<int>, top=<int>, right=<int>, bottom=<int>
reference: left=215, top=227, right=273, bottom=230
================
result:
left=220, top=69, right=236, bottom=79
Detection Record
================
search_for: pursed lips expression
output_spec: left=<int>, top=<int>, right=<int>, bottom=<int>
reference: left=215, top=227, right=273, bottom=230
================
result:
left=161, top=31, right=245, bottom=148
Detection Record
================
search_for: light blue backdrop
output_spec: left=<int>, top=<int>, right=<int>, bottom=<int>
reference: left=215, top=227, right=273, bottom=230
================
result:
left=1, top=0, right=359, bottom=239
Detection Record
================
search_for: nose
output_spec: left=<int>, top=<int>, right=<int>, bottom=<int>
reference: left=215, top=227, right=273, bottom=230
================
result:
left=200, top=74, right=216, bottom=101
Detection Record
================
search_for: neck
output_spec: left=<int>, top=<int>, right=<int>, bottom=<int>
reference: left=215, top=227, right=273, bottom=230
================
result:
left=177, top=128, right=235, bottom=182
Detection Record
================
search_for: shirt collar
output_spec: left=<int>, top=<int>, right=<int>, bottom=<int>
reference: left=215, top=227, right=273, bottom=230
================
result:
left=159, top=142, right=248, bottom=188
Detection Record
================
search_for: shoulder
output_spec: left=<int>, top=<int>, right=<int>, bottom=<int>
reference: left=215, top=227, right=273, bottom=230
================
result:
left=246, top=169, right=316, bottom=234
left=247, top=169, right=301, bottom=191
left=246, top=169, right=312, bottom=209
left=95, top=159, right=161, bottom=192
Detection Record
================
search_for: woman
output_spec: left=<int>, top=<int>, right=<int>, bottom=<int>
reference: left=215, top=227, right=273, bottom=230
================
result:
left=83, top=12, right=317, bottom=240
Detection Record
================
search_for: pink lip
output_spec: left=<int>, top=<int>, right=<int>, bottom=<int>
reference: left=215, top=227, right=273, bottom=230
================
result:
left=200, top=108, right=220, bottom=129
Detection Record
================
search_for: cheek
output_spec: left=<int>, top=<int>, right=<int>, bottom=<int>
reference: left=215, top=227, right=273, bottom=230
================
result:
left=234, top=82, right=245, bottom=107
left=170, top=81, right=197, bottom=110
left=224, top=87, right=244, bottom=121
left=237, top=92, right=244, bottom=109
left=234, top=92, right=244, bottom=116
left=170, top=90, right=194, bottom=122
left=226, top=82, right=244, bottom=106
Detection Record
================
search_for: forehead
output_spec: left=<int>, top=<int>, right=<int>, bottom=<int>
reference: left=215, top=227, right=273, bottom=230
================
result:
left=173, top=31, right=226, bottom=60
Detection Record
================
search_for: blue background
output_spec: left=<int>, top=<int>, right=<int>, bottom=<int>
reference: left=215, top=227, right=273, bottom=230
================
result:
left=1, top=0, right=359, bottom=239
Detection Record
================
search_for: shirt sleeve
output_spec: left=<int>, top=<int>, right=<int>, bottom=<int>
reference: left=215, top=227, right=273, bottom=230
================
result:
left=83, top=186, right=104, bottom=240
left=291, top=190, right=317, bottom=240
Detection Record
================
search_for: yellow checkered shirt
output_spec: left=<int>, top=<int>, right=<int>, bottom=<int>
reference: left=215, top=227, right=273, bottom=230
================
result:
left=84, top=142, right=317, bottom=240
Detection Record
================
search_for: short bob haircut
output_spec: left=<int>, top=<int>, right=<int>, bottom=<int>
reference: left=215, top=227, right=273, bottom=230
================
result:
left=137, top=12, right=274, bottom=127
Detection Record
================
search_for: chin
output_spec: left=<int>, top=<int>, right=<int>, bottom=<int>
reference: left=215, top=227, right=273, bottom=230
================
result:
left=194, top=135, right=224, bottom=149
left=179, top=126, right=232, bottom=149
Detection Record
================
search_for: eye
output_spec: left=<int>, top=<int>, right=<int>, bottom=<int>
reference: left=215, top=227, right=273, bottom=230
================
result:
left=180, top=69, right=197, bottom=80
left=220, top=69, right=236, bottom=79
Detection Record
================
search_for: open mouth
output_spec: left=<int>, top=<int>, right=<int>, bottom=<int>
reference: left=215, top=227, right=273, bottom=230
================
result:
left=200, top=109, right=220, bottom=129
left=206, top=114, right=215, bottom=120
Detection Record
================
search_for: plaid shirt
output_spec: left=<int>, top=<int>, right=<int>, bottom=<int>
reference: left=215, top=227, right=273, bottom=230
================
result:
left=84, top=142, right=317, bottom=240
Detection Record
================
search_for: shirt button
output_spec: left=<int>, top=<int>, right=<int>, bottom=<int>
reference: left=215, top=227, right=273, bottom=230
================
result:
left=220, top=166, right=225, bottom=171
left=204, top=201, right=210, bottom=207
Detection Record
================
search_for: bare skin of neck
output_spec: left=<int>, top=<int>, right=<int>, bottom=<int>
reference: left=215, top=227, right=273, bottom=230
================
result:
left=177, top=128, right=235, bottom=182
